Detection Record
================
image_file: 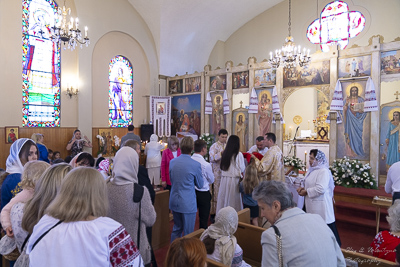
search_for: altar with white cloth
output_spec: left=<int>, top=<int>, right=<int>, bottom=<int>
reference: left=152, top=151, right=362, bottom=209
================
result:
left=283, top=140, right=329, bottom=169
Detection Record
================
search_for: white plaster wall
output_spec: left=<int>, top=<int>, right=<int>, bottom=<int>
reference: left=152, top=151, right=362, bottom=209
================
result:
left=381, top=81, right=400, bottom=105
left=92, top=31, right=150, bottom=127
left=283, top=88, right=317, bottom=137
left=0, top=0, right=159, bottom=131
left=209, top=0, right=400, bottom=67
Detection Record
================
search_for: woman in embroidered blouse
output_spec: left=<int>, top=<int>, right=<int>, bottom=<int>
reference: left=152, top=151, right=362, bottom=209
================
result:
left=27, top=167, right=143, bottom=267
left=201, top=206, right=250, bottom=267
left=371, top=199, right=400, bottom=262
left=161, top=135, right=181, bottom=191
left=217, top=135, right=245, bottom=213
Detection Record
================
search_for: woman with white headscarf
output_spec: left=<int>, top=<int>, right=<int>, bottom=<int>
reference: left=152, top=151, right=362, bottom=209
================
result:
left=200, top=206, right=250, bottom=267
left=297, top=149, right=341, bottom=246
left=144, top=134, right=164, bottom=187
left=1, top=139, right=38, bottom=211
left=107, top=146, right=156, bottom=266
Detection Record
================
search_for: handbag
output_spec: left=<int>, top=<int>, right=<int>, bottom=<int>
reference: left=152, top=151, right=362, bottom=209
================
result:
left=271, top=225, right=283, bottom=267
left=0, top=234, right=19, bottom=261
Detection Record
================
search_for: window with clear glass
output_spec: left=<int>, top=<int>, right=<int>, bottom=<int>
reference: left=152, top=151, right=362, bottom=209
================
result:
left=22, top=0, right=61, bottom=127
left=109, top=56, right=133, bottom=127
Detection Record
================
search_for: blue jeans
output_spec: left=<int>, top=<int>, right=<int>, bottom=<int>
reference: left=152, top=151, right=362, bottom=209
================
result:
left=170, top=211, right=196, bottom=242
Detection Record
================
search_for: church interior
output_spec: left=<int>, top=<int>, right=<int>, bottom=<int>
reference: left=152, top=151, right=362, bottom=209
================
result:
left=1, top=0, right=400, bottom=265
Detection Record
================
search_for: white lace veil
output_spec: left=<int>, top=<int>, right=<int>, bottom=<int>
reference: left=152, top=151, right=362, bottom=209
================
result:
left=306, top=149, right=334, bottom=196
left=6, top=138, right=30, bottom=174
left=200, top=206, right=238, bottom=266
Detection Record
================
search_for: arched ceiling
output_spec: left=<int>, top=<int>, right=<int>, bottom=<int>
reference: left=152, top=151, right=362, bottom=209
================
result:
left=128, top=0, right=285, bottom=76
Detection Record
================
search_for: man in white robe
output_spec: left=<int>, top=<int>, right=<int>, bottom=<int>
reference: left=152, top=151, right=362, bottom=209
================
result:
left=209, top=129, right=228, bottom=222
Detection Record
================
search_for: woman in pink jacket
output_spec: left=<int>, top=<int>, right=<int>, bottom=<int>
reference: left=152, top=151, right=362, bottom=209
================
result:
left=161, top=136, right=181, bottom=191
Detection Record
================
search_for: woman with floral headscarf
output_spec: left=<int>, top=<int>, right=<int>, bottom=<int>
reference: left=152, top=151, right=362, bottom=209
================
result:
left=297, top=149, right=341, bottom=246
left=200, top=206, right=250, bottom=267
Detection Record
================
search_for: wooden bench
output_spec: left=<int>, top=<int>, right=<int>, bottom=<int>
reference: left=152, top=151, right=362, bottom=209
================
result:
left=341, top=248, right=397, bottom=267
left=152, top=190, right=170, bottom=250
left=235, top=222, right=264, bottom=267
left=237, top=208, right=251, bottom=224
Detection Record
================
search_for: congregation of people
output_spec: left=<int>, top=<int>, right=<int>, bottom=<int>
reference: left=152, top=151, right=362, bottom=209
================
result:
left=0, top=126, right=399, bottom=267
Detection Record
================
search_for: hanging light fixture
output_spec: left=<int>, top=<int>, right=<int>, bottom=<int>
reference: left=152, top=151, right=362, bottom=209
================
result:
left=269, top=0, right=311, bottom=69
left=50, top=0, right=90, bottom=51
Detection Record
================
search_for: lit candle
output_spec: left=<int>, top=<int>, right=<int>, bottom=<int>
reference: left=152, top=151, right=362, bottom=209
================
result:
left=305, top=150, right=307, bottom=170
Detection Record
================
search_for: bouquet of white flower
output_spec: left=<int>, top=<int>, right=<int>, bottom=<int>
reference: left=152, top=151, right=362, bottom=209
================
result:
left=283, top=156, right=306, bottom=172
left=199, top=133, right=215, bottom=162
left=329, top=156, right=377, bottom=189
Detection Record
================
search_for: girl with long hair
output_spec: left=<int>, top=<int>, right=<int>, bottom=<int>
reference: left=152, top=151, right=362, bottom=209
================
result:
left=217, top=135, right=245, bottom=213
left=239, top=158, right=260, bottom=226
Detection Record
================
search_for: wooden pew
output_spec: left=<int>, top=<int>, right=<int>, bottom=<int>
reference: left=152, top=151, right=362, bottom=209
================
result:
left=341, top=248, right=397, bottom=267
left=235, top=222, right=264, bottom=267
left=152, top=190, right=170, bottom=250
left=237, top=208, right=251, bottom=224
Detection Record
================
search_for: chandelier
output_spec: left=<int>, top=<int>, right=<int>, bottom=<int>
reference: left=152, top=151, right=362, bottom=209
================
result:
left=269, top=0, right=310, bottom=69
left=51, top=0, right=90, bottom=51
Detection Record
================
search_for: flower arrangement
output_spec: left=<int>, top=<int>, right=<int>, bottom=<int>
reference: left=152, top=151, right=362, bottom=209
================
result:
left=199, top=133, right=215, bottom=162
left=329, top=157, right=377, bottom=189
left=283, top=156, right=306, bottom=172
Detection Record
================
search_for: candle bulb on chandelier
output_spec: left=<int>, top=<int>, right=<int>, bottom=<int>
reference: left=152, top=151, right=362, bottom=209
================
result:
left=75, top=18, right=79, bottom=30
left=85, top=26, right=88, bottom=38
left=270, top=52, right=272, bottom=60
left=307, top=49, right=310, bottom=57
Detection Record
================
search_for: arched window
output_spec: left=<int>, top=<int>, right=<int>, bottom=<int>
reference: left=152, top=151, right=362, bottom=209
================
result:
left=109, top=56, right=133, bottom=127
left=307, top=1, right=365, bottom=52
left=22, top=0, right=61, bottom=127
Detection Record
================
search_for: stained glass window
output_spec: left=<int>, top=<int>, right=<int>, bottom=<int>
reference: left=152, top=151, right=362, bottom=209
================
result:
left=109, top=56, right=133, bottom=127
left=22, top=0, right=61, bottom=127
left=307, top=1, right=365, bottom=52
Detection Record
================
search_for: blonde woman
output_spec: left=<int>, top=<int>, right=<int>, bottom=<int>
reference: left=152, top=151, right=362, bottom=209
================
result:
left=31, top=133, right=49, bottom=163
left=11, top=164, right=72, bottom=266
left=1, top=161, right=50, bottom=237
left=27, top=168, right=143, bottom=266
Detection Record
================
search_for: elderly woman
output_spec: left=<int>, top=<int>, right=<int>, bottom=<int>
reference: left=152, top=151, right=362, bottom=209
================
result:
left=200, top=206, right=250, bottom=266
left=297, top=149, right=341, bottom=246
left=253, top=180, right=345, bottom=267
left=371, top=200, right=400, bottom=262
left=107, top=146, right=156, bottom=266
left=144, top=134, right=164, bottom=187
left=27, top=167, right=143, bottom=266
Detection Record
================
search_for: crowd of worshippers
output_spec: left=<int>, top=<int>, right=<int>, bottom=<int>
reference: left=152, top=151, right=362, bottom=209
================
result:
left=0, top=128, right=398, bottom=266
